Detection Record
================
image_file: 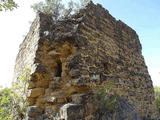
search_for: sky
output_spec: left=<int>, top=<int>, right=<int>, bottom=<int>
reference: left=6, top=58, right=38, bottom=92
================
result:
left=0, top=0, right=159, bottom=88
left=94, top=0, right=160, bottom=87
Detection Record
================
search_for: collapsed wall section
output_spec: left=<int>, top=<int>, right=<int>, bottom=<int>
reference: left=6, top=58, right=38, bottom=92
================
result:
left=13, top=2, right=159, bottom=120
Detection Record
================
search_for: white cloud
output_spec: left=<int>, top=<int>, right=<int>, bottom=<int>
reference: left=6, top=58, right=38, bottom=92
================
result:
left=148, top=68, right=160, bottom=87
left=144, top=55, right=160, bottom=86
left=0, top=0, right=37, bottom=88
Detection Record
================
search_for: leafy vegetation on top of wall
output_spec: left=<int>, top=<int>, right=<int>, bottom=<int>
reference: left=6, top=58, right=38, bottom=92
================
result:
left=154, top=86, right=160, bottom=109
left=31, top=0, right=91, bottom=21
left=0, top=69, right=30, bottom=120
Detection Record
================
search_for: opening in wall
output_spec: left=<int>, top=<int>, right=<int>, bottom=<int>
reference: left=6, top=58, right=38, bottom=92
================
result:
left=56, top=60, right=62, bottom=77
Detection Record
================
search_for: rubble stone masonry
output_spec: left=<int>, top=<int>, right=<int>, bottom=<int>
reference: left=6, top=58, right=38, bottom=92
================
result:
left=13, top=1, right=159, bottom=120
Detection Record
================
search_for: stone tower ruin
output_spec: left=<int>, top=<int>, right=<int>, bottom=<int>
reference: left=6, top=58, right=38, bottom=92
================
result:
left=13, top=2, right=159, bottom=120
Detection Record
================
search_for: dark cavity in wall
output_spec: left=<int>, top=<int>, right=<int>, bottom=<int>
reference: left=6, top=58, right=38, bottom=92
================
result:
left=56, top=60, right=62, bottom=77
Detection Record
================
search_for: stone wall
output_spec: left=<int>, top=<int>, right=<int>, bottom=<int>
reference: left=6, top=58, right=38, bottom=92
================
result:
left=13, top=1, right=159, bottom=120
left=13, top=13, right=41, bottom=82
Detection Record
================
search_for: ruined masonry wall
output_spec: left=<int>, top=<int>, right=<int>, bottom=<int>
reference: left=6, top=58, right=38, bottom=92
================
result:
left=13, top=2, right=158, bottom=120
left=75, top=3, right=157, bottom=117
left=13, top=14, right=40, bottom=82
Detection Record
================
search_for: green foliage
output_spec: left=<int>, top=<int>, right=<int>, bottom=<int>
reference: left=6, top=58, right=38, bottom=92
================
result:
left=95, top=81, right=120, bottom=112
left=154, top=86, right=160, bottom=109
left=0, top=0, right=18, bottom=11
left=0, top=88, right=13, bottom=120
left=31, top=0, right=65, bottom=20
left=12, top=69, right=30, bottom=119
left=74, top=0, right=91, bottom=11
left=31, top=0, right=91, bottom=20
left=0, top=69, right=30, bottom=120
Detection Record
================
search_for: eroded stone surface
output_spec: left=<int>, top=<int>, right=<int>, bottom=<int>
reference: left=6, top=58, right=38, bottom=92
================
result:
left=94, top=99, right=140, bottom=120
left=28, top=88, right=45, bottom=98
left=27, top=106, right=43, bottom=117
left=60, top=103, right=85, bottom=120
left=13, top=1, right=159, bottom=120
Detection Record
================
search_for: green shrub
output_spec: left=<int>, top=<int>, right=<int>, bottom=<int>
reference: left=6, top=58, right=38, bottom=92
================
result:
left=0, top=69, right=30, bottom=120
left=95, top=81, right=120, bottom=112
left=154, top=86, right=160, bottom=109
left=0, top=88, right=13, bottom=120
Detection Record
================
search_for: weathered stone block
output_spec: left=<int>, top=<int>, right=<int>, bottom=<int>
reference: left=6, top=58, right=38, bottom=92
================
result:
left=36, top=80, right=49, bottom=88
left=29, top=88, right=44, bottom=98
left=45, top=88, right=53, bottom=96
left=69, top=69, right=80, bottom=78
left=115, top=99, right=140, bottom=120
left=60, top=103, right=85, bottom=120
left=27, top=106, right=43, bottom=117
left=28, top=81, right=36, bottom=89
left=27, top=97, right=36, bottom=106
left=71, top=93, right=88, bottom=104
left=36, top=96, right=46, bottom=105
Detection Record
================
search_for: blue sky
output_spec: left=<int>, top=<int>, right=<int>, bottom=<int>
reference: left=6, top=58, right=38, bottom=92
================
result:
left=0, top=0, right=159, bottom=87
left=94, top=0, right=160, bottom=51
left=94, top=0, right=160, bottom=86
